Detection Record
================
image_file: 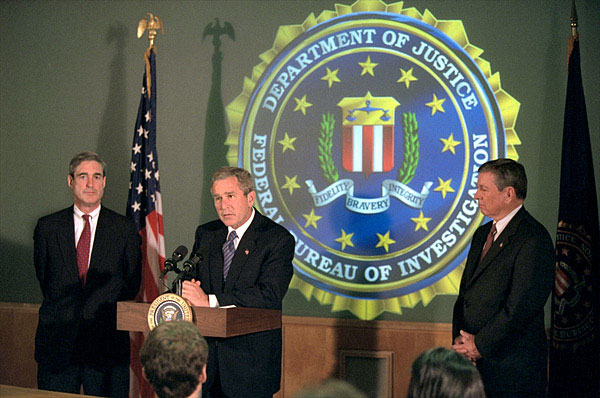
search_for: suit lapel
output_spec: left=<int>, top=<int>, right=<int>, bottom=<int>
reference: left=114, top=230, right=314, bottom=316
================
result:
left=461, top=223, right=489, bottom=287
left=209, top=227, right=228, bottom=292
left=88, top=207, right=110, bottom=280
left=467, top=208, right=525, bottom=288
left=57, top=207, right=79, bottom=283
left=223, top=212, right=261, bottom=291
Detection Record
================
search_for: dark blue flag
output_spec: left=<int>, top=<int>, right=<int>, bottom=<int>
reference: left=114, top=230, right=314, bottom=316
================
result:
left=549, top=35, right=600, bottom=398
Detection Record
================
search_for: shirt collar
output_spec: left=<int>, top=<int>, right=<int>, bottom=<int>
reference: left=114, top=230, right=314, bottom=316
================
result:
left=493, top=204, right=522, bottom=239
left=228, top=207, right=255, bottom=241
left=73, top=204, right=101, bottom=219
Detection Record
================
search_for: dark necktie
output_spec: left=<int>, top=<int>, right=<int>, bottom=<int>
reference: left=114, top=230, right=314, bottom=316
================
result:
left=222, top=230, right=238, bottom=280
left=480, top=223, right=497, bottom=261
left=77, top=214, right=91, bottom=284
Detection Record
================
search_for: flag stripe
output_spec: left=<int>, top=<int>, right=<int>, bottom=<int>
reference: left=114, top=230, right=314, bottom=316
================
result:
left=372, top=125, right=383, bottom=172
left=362, top=125, right=373, bottom=176
left=126, top=46, right=165, bottom=398
left=352, top=125, right=363, bottom=171
left=342, top=126, right=354, bottom=171
left=383, top=125, right=394, bottom=171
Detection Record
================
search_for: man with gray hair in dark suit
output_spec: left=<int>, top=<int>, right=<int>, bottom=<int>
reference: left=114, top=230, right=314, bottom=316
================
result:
left=34, top=151, right=141, bottom=397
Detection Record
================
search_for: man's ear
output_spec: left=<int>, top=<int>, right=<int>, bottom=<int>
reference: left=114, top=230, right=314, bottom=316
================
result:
left=504, top=186, right=516, bottom=202
left=199, top=364, right=207, bottom=384
left=247, top=190, right=256, bottom=207
left=67, top=175, right=73, bottom=189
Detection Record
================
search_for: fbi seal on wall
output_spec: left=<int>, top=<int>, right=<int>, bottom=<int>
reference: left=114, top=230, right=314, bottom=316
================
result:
left=147, top=293, right=193, bottom=330
left=552, top=222, right=595, bottom=350
left=227, top=0, right=520, bottom=319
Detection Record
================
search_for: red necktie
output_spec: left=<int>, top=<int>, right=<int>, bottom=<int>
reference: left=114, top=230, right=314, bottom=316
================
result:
left=77, top=214, right=91, bottom=284
left=480, top=223, right=497, bottom=261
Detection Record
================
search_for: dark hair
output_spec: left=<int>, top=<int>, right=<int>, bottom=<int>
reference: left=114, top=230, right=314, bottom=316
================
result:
left=478, top=158, right=527, bottom=199
left=140, top=321, right=208, bottom=398
left=68, top=151, right=107, bottom=177
left=211, top=166, right=254, bottom=195
left=408, top=347, right=485, bottom=398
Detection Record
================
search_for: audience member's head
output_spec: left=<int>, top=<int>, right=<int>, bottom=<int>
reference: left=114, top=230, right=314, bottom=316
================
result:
left=140, top=321, right=208, bottom=398
left=408, top=347, right=485, bottom=398
left=294, top=378, right=367, bottom=398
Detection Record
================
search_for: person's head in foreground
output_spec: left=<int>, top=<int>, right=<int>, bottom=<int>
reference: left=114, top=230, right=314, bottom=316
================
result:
left=140, top=321, right=208, bottom=398
left=294, top=378, right=367, bottom=398
left=408, top=347, right=485, bottom=398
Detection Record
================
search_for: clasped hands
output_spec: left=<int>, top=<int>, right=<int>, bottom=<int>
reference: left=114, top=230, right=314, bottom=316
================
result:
left=451, top=330, right=482, bottom=365
left=181, top=279, right=209, bottom=307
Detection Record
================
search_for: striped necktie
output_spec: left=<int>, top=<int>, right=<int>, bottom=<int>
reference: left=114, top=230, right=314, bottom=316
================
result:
left=222, top=230, right=237, bottom=280
left=480, top=223, right=497, bottom=261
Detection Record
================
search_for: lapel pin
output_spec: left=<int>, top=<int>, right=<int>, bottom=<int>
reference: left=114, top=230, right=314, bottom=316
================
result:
left=245, top=249, right=249, bottom=255
left=499, top=242, right=504, bottom=248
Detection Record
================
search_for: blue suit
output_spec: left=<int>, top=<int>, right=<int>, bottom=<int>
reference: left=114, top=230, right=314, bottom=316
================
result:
left=453, top=207, right=554, bottom=396
left=191, top=209, right=294, bottom=397
left=34, top=206, right=141, bottom=395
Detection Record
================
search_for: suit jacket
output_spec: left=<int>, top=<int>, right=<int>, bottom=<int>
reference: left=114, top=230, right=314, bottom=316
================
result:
left=452, top=207, right=554, bottom=394
left=191, top=209, right=294, bottom=397
left=33, top=206, right=141, bottom=370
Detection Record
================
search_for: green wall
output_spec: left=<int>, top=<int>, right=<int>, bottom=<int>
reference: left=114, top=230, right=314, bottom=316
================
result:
left=1, top=0, right=598, bottom=323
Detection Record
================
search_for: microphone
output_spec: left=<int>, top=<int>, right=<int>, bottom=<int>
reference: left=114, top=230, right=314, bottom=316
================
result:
left=159, top=245, right=188, bottom=278
left=181, top=251, right=204, bottom=274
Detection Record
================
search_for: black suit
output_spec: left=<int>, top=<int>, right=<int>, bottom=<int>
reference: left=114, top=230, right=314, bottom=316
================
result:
left=190, top=210, right=294, bottom=398
left=34, top=206, right=141, bottom=395
left=453, top=207, right=554, bottom=396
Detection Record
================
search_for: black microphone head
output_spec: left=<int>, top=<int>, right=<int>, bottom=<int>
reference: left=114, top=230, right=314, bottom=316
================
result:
left=172, top=245, right=188, bottom=261
left=182, top=251, right=204, bottom=274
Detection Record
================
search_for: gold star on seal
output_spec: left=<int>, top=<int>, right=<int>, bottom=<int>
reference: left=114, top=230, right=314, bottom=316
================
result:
left=375, top=230, right=396, bottom=253
left=411, top=211, right=432, bottom=232
left=434, top=177, right=455, bottom=199
left=321, top=67, right=341, bottom=88
left=278, top=132, right=297, bottom=153
left=335, top=229, right=355, bottom=251
left=359, top=56, right=378, bottom=76
left=440, top=133, right=461, bottom=155
left=294, top=95, right=312, bottom=115
left=426, top=94, right=446, bottom=115
left=281, top=175, right=301, bottom=195
left=302, top=209, right=322, bottom=229
left=397, top=67, right=418, bottom=88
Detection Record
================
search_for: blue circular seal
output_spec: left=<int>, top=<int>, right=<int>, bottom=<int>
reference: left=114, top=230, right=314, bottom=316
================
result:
left=228, top=2, right=520, bottom=319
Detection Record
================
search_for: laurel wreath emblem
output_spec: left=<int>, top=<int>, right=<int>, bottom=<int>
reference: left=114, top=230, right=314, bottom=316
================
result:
left=319, top=112, right=339, bottom=184
left=318, top=112, right=419, bottom=184
left=397, top=112, right=419, bottom=184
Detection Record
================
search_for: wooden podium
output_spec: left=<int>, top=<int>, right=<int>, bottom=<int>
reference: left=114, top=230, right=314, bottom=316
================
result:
left=117, top=301, right=281, bottom=338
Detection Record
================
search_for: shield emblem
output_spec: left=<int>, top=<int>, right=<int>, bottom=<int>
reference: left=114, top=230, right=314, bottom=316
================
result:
left=338, top=92, right=400, bottom=178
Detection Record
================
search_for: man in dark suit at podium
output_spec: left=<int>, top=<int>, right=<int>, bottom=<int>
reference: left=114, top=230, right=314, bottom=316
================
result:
left=182, top=166, right=294, bottom=398
left=34, top=151, right=141, bottom=397
left=451, top=158, right=554, bottom=397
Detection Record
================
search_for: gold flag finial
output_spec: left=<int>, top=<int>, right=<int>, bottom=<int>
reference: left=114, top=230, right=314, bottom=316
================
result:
left=137, top=13, right=164, bottom=48
left=570, top=0, right=578, bottom=37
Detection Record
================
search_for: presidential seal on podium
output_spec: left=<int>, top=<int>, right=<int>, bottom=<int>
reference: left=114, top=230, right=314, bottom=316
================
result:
left=147, top=293, right=193, bottom=330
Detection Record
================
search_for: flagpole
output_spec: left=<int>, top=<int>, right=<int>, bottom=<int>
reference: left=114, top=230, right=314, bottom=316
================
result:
left=128, top=13, right=166, bottom=398
left=570, top=0, right=577, bottom=37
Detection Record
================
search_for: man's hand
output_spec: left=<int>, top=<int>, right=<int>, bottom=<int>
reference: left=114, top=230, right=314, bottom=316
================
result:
left=451, top=330, right=482, bottom=364
left=181, top=279, right=209, bottom=307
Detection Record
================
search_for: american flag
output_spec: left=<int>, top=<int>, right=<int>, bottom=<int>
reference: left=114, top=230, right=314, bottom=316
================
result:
left=126, top=46, right=166, bottom=398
